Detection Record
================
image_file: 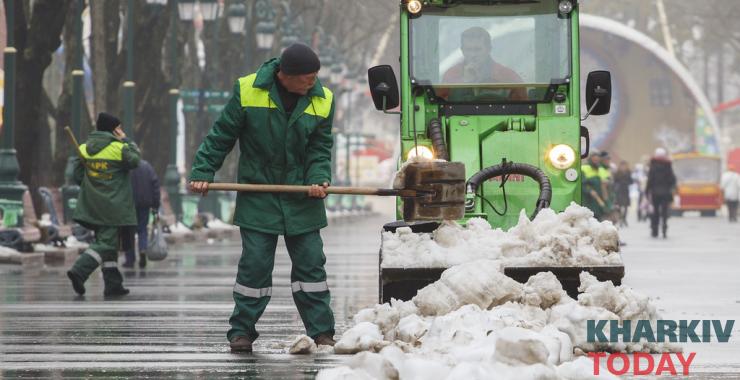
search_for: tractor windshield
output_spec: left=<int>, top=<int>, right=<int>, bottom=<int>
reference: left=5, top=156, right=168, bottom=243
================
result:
left=410, top=2, right=571, bottom=103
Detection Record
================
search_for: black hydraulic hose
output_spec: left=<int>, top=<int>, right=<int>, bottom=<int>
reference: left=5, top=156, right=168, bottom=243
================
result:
left=427, top=118, right=449, bottom=161
left=466, top=162, right=552, bottom=220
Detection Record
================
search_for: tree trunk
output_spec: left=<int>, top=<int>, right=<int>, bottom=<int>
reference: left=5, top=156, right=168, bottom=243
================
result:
left=7, top=0, right=72, bottom=214
left=90, top=0, right=107, bottom=116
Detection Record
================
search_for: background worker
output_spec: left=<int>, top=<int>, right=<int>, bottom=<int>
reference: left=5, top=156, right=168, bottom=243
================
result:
left=67, top=112, right=141, bottom=297
left=189, top=43, right=336, bottom=353
left=582, top=153, right=606, bottom=221
left=123, top=158, right=161, bottom=268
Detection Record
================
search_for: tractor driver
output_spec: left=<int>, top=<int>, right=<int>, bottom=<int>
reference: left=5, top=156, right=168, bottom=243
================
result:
left=438, top=26, right=527, bottom=101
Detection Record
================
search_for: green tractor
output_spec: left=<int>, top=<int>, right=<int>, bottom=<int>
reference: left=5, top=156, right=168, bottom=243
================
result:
left=367, top=0, right=622, bottom=302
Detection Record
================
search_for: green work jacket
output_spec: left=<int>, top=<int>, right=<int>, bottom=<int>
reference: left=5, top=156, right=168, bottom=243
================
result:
left=72, top=131, right=141, bottom=227
left=189, top=58, right=334, bottom=236
left=581, top=164, right=604, bottom=218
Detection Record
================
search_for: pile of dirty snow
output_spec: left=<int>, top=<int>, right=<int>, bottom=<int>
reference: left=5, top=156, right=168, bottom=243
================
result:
left=310, top=204, right=674, bottom=380
left=382, top=204, right=621, bottom=268
left=316, top=270, right=677, bottom=380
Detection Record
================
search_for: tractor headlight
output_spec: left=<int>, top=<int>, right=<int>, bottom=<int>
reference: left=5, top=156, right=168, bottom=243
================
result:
left=406, top=146, right=434, bottom=160
left=548, top=144, right=576, bottom=170
left=406, top=0, right=422, bottom=14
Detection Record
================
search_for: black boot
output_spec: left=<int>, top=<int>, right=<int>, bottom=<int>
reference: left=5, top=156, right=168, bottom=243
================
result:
left=102, top=266, right=130, bottom=297
left=139, top=251, right=147, bottom=269
left=67, top=271, right=86, bottom=296
left=67, top=250, right=101, bottom=295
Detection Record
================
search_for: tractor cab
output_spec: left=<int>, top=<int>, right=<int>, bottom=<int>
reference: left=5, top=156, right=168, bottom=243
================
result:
left=368, top=0, right=619, bottom=303
left=369, top=0, right=611, bottom=228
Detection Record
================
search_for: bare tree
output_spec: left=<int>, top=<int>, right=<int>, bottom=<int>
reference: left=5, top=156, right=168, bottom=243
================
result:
left=6, top=0, right=72, bottom=212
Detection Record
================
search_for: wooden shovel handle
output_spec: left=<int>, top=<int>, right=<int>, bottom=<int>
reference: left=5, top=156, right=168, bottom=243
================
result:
left=207, top=183, right=417, bottom=197
left=64, top=126, right=83, bottom=158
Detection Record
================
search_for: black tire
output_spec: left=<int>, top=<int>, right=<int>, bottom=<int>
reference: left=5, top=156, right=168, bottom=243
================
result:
left=700, top=210, right=717, bottom=217
left=669, top=209, right=683, bottom=217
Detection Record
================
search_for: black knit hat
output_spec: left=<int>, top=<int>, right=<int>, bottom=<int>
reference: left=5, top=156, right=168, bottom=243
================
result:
left=279, top=43, right=321, bottom=75
left=96, top=112, right=121, bottom=133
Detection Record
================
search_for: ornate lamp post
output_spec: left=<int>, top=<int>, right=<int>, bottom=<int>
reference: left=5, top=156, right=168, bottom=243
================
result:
left=227, top=3, right=247, bottom=34
left=255, top=0, right=276, bottom=53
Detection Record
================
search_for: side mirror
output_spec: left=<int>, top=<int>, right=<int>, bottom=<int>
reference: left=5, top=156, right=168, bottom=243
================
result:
left=368, top=65, right=400, bottom=112
left=585, top=71, right=611, bottom=116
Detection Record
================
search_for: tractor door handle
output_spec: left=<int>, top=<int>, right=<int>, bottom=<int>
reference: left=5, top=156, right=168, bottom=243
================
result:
left=580, top=126, right=590, bottom=159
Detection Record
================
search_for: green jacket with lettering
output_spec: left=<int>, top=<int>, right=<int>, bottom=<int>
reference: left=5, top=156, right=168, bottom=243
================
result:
left=72, top=131, right=141, bottom=227
left=581, top=164, right=604, bottom=219
left=189, top=58, right=334, bottom=236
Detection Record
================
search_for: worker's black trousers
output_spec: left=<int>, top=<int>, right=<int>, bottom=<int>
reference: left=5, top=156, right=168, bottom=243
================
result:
left=650, top=195, right=672, bottom=237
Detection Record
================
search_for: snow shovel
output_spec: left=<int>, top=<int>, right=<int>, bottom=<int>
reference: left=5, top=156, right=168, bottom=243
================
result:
left=206, top=161, right=467, bottom=222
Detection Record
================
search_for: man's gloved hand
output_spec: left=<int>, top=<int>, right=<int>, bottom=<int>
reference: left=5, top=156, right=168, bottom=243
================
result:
left=190, top=181, right=209, bottom=196
left=308, top=182, right=329, bottom=199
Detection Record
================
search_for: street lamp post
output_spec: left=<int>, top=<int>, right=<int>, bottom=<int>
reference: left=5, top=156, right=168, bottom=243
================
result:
left=164, top=0, right=184, bottom=221
left=0, top=0, right=27, bottom=203
left=123, top=0, right=136, bottom=137
left=255, top=0, right=276, bottom=57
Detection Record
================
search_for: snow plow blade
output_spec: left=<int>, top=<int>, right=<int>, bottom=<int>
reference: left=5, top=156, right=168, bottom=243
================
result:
left=379, top=265, right=624, bottom=303
left=378, top=221, right=625, bottom=303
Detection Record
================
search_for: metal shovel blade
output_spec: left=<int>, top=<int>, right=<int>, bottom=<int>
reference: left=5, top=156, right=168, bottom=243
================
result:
left=400, top=161, right=466, bottom=221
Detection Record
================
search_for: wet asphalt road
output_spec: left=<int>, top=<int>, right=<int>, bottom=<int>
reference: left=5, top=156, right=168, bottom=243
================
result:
left=1, top=203, right=739, bottom=379
left=0, top=209, right=390, bottom=379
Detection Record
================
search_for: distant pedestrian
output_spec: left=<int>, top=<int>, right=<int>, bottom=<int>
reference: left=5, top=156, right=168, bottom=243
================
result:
left=633, top=163, right=649, bottom=222
left=721, top=164, right=740, bottom=223
left=67, top=112, right=140, bottom=297
left=123, top=159, right=161, bottom=268
left=645, top=148, right=676, bottom=238
left=613, top=161, right=633, bottom=227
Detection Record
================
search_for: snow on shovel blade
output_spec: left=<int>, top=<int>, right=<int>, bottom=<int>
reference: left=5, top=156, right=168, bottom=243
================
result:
left=399, top=161, right=466, bottom=221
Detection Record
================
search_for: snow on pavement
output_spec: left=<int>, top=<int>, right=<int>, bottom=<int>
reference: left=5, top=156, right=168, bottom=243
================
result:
left=314, top=205, right=675, bottom=379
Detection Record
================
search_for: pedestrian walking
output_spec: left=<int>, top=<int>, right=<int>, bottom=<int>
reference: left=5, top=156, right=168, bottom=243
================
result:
left=188, top=43, right=336, bottom=353
left=123, top=159, right=161, bottom=268
left=721, top=164, right=740, bottom=223
left=645, top=148, right=676, bottom=238
left=67, top=112, right=141, bottom=297
left=633, top=163, right=649, bottom=222
left=613, top=160, right=633, bottom=227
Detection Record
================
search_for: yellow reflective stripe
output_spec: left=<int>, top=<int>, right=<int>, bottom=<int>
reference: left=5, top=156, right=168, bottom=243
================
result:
left=79, top=142, right=124, bottom=161
left=304, top=87, right=333, bottom=119
left=239, top=73, right=276, bottom=109
left=581, top=165, right=598, bottom=178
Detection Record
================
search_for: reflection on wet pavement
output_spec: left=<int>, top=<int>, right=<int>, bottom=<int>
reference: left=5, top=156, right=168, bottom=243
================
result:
left=0, top=214, right=387, bottom=379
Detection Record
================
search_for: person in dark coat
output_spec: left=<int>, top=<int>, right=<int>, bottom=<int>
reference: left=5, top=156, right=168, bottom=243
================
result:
left=645, top=148, right=677, bottom=238
left=613, top=160, right=633, bottom=227
left=123, top=159, right=161, bottom=268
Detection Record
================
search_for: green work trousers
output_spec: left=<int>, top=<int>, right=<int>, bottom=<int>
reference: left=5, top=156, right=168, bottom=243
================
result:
left=227, top=228, right=335, bottom=342
left=69, top=225, right=124, bottom=290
